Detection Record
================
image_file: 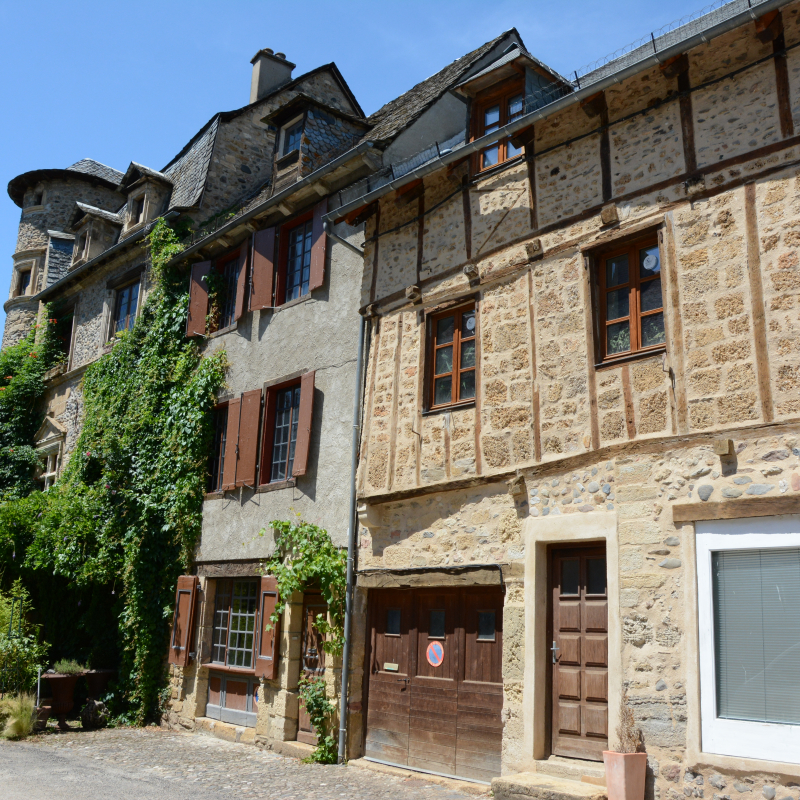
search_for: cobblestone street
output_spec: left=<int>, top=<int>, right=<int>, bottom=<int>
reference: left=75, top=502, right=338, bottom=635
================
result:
left=1, top=727, right=482, bottom=800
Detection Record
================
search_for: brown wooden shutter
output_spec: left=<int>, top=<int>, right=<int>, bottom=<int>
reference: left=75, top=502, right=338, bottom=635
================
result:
left=235, top=389, right=262, bottom=487
left=250, top=227, right=276, bottom=310
left=168, top=575, right=199, bottom=667
left=234, top=241, right=250, bottom=321
left=308, top=198, right=328, bottom=293
left=221, top=397, right=241, bottom=491
left=186, top=261, right=211, bottom=337
left=292, top=371, right=316, bottom=477
left=255, top=575, right=281, bottom=680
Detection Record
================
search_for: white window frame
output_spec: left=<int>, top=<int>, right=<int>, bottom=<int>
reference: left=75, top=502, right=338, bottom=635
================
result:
left=697, top=514, right=800, bottom=763
left=36, top=443, right=61, bottom=490
left=279, top=115, right=304, bottom=156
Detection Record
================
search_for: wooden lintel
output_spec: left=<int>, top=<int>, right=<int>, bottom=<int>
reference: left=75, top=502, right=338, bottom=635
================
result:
left=659, top=53, right=689, bottom=79
left=580, top=91, right=607, bottom=119
left=510, top=125, right=535, bottom=151
left=755, top=10, right=782, bottom=43
left=672, top=495, right=800, bottom=524
left=343, top=201, right=378, bottom=227
left=395, top=181, right=424, bottom=208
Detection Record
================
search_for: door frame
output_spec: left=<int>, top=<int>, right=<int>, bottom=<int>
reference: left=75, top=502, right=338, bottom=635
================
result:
left=522, top=510, right=622, bottom=767
left=546, top=542, right=609, bottom=760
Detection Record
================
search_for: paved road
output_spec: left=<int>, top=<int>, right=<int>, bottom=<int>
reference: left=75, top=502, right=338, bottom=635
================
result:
left=1, top=727, right=479, bottom=800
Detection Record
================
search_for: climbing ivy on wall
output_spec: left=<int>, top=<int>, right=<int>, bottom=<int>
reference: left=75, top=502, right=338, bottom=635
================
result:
left=0, top=218, right=228, bottom=722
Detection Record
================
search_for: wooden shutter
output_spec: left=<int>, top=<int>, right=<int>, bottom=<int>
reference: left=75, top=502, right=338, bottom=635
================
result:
left=308, top=198, right=328, bottom=293
left=235, top=389, right=262, bottom=487
left=292, top=371, right=316, bottom=477
left=255, top=575, right=281, bottom=680
left=250, top=227, right=276, bottom=310
left=234, top=241, right=250, bottom=321
left=186, top=261, right=211, bottom=337
left=259, top=387, right=277, bottom=485
left=221, top=397, right=241, bottom=491
left=168, top=575, right=199, bottom=667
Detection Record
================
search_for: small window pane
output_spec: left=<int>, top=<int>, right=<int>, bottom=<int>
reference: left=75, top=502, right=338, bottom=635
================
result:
left=639, top=245, right=661, bottom=277
left=606, top=288, right=629, bottom=321
left=434, top=376, right=452, bottom=405
left=460, top=340, right=476, bottom=370
left=607, top=320, right=631, bottom=354
left=640, top=276, right=663, bottom=313
left=606, top=254, right=629, bottom=287
left=386, top=608, right=401, bottom=635
left=641, top=312, right=666, bottom=348
left=587, top=558, right=607, bottom=595
left=429, top=610, right=445, bottom=639
left=484, top=104, right=500, bottom=128
left=18, top=271, right=31, bottom=295
left=460, top=370, right=475, bottom=400
left=435, top=346, right=453, bottom=375
left=461, top=311, right=476, bottom=338
left=508, top=94, right=524, bottom=120
left=477, top=611, right=496, bottom=641
left=482, top=145, right=499, bottom=169
left=561, top=559, right=580, bottom=595
left=507, top=138, right=523, bottom=159
left=436, top=315, right=455, bottom=345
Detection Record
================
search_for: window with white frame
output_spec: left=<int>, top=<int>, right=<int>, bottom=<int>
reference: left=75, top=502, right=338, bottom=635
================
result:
left=280, top=116, right=304, bottom=156
left=37, top=448, right=60, bottom=490
left=696, top=514, right=800, bottom=763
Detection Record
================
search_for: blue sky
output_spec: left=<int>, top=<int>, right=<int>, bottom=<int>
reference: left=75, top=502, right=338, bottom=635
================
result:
left=0, top=0, right=706, bottom=331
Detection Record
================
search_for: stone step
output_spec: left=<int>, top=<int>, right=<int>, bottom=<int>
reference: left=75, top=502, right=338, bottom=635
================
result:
left=535, top=756, right=607, bottom=785
left=492, top=772, right=608, bottom=800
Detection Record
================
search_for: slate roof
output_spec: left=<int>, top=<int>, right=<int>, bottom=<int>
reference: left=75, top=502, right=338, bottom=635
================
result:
left=67, top=159, right=124, bottom=185
left=162, top=117, right=219, bottom=211
left=120, top=161, right=172, bottom=189
left=362, top=30, right=516, bottom=145
left=454, top=43, right=571, bottom=90
left=72, top=201, right=124, bottom=228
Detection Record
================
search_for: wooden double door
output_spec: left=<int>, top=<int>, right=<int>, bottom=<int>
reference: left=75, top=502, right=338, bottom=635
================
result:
left=365, top=586, right=504, bottom=783
left=549, top=546, right=609, bottom=760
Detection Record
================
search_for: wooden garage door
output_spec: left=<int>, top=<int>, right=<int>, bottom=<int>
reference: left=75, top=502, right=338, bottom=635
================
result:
left=365, top=587, right=503, bottom=783
left=550, top=546, right=608, bottom=760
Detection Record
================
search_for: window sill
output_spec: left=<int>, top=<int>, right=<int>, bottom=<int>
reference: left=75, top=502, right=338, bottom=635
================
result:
left=22, top=205, right=44, bottom=215
left=202, top=663, right=257, bottom=676
left=276, top=149, right=300, bottom=169
left=256, top=478, right=296, bottom=494
left=204, top=491, right=225, bottom=501
left=207, top=321, right=239, bottom=339
left=595, top=346, right=666, bottom=371
left=473, top=154, right=525, bottom=181
left=273, top=292, right=312, bottom=313
left=423, top=400, right=476, bottom=417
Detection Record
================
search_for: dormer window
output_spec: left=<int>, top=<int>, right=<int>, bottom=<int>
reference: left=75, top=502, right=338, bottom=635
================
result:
left=75, top=232, right=88, bottom=263
left=17, top=269, right=31, bottom=297
left=281, top=117, right=304, bottom=156
left=473, top=81, right=525, bottom=171
left=130, top=195, right=145, bottom=226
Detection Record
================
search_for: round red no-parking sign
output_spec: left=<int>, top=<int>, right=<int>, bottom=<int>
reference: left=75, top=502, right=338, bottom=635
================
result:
left=426, top=640, right=444, bottom=667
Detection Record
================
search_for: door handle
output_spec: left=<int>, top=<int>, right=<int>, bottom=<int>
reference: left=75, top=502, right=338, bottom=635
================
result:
left=551, top=640, right=560, bottom=664
left=396, top=678, right=410, bottom=684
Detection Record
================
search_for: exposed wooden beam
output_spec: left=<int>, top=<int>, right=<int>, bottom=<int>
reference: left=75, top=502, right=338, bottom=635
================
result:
left=579, top=91, right=606, bottom=119
left=672, top=495, right=800, bottom=523
left=755, top=10, right=782, bottom=43
left=395, top=180, right=424, bottom=208
left=659, top=53, right=689, bottom=79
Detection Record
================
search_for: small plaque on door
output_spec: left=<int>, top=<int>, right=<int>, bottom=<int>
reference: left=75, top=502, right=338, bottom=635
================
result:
left=384, top=662, right=399, bottom=672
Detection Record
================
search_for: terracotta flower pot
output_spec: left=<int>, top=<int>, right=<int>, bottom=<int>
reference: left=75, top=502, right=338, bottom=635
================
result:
left=603, top=751, right=647, bottom=800
left=44, top=674, right=81, bottom=730
left=86, top=669, right=114, bottom=699
left=35, top=705, right=51, bottom=731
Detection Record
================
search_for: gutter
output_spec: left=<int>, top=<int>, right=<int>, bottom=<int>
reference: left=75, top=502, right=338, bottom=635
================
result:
left=171, top=140, right=377, bottom=266
left=326, top=0, right=787, bottom=223
left=337, top=314, right=369, bottom=764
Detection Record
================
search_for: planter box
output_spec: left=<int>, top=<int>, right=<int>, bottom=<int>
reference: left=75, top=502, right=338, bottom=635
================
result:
left=603, top=751, right=647, bottom=800
left=44, top=673, right=82, bottom=730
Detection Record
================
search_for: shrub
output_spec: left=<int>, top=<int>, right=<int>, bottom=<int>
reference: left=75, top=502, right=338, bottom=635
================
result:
left=53, top=659, right=86, bottom=675
left=0, top=693, right=36, bottom=740
left=0, top=579, right=49, bottom=693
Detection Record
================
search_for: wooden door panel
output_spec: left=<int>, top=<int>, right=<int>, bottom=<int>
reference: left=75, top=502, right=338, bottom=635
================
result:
left=558, top=667, right=581, bottom=700
left=559, top=634, right=581, bottom=665
left=584, top=635, right=608, bottom=667
left=550, top=547, right=609, bottom=761
left=365, top=586, right=504, bottom=781
left=584, top=670, right=608, bottom=702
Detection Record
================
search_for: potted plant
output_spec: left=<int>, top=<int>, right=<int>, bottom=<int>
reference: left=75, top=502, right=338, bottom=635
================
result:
left=44, top=659, right=86, bottom=730
left=85, top=668, right=115, bottom=699
left=603, top=691, right=647, bottom=800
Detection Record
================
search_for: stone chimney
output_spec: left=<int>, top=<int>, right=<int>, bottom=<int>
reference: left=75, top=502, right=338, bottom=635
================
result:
left=250, top=48, right=295, bottom=103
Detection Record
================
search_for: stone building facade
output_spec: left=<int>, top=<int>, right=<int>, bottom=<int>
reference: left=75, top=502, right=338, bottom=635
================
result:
left=5, top=0, right=800, bottom=794
left=325, top=0, right=800, bottom=794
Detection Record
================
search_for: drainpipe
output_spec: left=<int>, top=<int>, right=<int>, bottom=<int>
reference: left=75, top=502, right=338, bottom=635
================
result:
left=338, top=313, right=369, bottom=763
